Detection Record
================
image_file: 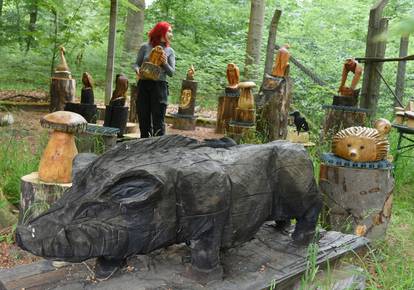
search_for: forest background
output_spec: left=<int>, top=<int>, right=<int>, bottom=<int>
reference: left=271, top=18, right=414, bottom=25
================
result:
left=0, top=0, right=413, bottom=123
left=1, top=0, right=414, bottom=288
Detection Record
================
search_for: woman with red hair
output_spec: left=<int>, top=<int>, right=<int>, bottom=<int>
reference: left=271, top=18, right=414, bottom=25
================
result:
left=134, top=21, right=175, bottom=138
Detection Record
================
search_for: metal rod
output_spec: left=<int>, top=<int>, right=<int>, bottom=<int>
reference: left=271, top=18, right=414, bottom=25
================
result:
left=375, top=67, right=404, bottom=107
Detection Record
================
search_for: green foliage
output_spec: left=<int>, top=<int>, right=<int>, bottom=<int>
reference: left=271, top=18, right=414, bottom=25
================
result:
left=0, top=131, right=44, bottom=206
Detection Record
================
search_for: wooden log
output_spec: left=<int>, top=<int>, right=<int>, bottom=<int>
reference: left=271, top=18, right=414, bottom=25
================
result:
left=172, top=115, right=196, bottom=131
left=129, top=84, right=138, bottom=123
left=256, top=75, right=293, bottom=141
left=323, top=108, right=367, bottom=137
left=19, top=172, right=71, bottom=224
left=49, top=78, right=76, bottom=112
left=319, top=163, right=394, bottom=240
left=216, top=96, right=239, bottom=134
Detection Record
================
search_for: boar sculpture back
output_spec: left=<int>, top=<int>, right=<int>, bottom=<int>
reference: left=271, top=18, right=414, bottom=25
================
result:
left=17, top=135, right=321, bottom=280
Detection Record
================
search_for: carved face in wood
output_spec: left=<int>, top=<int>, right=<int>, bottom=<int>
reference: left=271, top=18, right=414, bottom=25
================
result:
left=332, top=126, right=389, bottom=162
left=226, top=63, right=240, bottom=88
left=179, top=89, right=192, bottom=109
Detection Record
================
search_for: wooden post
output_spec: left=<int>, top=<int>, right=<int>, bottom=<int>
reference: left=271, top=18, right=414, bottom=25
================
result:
left=320, top=163, right=394, bottom=240
left=395, top=35, right=409, bottom=106
left=105, top=0, right=118, bottom=105
left=216, top=96, right=239, bottom=134
left=360, top=0, right=389, bottom=115
left=256, top=76, right=293, bottom=141
left=263, top=10, right=282, bottom=81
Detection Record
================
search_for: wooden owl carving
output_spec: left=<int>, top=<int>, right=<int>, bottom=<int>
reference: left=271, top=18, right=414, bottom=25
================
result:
left=226, top=63, right=240, bottom=89
left=149, top=46, right=165, bottom=66
left=111, top=74, right=129, bottom=103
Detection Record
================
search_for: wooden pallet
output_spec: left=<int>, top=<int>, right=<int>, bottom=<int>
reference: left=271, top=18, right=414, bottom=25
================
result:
left=0, top=223, right=368, bottom=290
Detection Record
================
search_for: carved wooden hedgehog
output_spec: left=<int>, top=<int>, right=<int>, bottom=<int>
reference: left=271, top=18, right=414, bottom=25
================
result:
left=332, top=119, right=390, bottom=162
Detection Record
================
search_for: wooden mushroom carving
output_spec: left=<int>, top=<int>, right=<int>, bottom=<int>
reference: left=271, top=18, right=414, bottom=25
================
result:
left=38, top=111, right=87, bottom=183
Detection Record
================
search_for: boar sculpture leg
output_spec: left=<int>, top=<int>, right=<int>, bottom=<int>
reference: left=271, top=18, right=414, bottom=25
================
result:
left=16, top=135, right=321, bottom=282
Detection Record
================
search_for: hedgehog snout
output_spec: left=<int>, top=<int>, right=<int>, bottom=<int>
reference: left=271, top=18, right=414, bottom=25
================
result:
left=349, top=149, right=358, bottom=160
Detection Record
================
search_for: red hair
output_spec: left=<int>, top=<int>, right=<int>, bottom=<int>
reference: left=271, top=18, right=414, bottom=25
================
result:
left=148, top=22, right=171, bottom=47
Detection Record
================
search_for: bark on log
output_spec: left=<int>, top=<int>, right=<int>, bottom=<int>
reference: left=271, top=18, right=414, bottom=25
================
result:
left=320, top=164, right=394, bottom=240
left=216, top=96, right=239, bottom=134
left=49, top=78, right=75, bottom=112
left=323, top=108, right=367, bottom=138
left=256, top=75, right=293, bottom=141
left=19, top=172, right=71, bottom=224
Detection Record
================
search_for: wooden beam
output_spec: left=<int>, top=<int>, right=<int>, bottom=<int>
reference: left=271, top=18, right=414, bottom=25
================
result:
left=105, top=0, right=118, bottom=105
left=355, top=54, right=414, bottom=63
left=263, top=9, right=282, bottom=81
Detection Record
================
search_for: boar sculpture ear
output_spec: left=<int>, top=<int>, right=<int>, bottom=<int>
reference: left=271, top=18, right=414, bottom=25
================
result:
left=109, top=172, right=163, bottom=207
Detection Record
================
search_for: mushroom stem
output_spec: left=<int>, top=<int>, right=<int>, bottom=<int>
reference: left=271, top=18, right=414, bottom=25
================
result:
left=38, top=131, right=77, bottom=183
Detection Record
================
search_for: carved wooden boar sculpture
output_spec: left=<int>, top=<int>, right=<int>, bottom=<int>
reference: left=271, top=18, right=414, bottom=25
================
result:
left=16, top=135, right=321, bottom=281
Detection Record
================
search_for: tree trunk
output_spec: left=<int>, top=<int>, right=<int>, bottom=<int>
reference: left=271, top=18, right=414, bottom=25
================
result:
left=256, top=76, right=293, bottom=141
left=395, top=35, right=409, bottom=106
left=263, top=10, right=281, bottom=81
left=244, top=0, right=265, bottom=80
left=105, top=0, right=118, bottom=105
left=360, top=0, right=389, bottom=116
left=323, top=108, right=367, bottom=137
left=124, top=0, right=145, bottom=54
left=26, top=0, right=39, bottom=52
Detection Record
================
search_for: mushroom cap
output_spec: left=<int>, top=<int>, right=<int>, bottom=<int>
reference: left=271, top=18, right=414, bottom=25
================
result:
left=396, top=111, right=406, bottom=116
left=238, top=81, right=256, bottom=89
left=394, top=106, right=404, bottom=112
left=40, top=111, right=88, bottom=133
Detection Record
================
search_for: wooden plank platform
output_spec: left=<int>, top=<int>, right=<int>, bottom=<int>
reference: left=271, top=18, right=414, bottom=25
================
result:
left=0, top=223, right=368, bottom=290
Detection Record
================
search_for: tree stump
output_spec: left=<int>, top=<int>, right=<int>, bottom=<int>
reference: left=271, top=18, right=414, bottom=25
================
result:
left=49, top=77, right=76, bottom=112
left=256, top=75, right=293, bottom=141
left=129, top=84, right=138, bottom=123
left=323, top=105, right=368, bottom=138
left=172, top=80, right=198, bottom=131
left=319, top=162, right=394, bottom=240
left=19, top=172, right=71, bottom=224
left=216, top=95, right=239, bottom=134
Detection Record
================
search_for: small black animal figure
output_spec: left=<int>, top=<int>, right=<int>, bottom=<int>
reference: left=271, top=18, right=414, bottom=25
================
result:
left=290, top=111, right=309, bottom=135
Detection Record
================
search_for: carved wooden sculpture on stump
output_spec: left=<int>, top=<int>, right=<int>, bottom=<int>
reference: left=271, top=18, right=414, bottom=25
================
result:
left=38, top=111, right=88, bottom=183
left=272, top=44, right=290, bottom=78
left=257, top=45, right=293, bottom=142
left=333, top=59, right=363, bottom=107
left=228, top=82, right=256, bottom=142
left=50, top=47, right=76, bottom=112
left=172, top=65, right=198, bottom=130
left=65, top=72, right=97, bottom=123
left=216, top=63, right=241, bottom=133
left=104, top=74, right=129, bottom=137
left=16, top=134, right=322, bottom=282
left=320, top=119, right=393, bottom=240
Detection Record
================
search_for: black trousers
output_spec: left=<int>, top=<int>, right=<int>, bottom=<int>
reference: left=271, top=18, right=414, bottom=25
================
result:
left=137, top=80, right=168, bottom=138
